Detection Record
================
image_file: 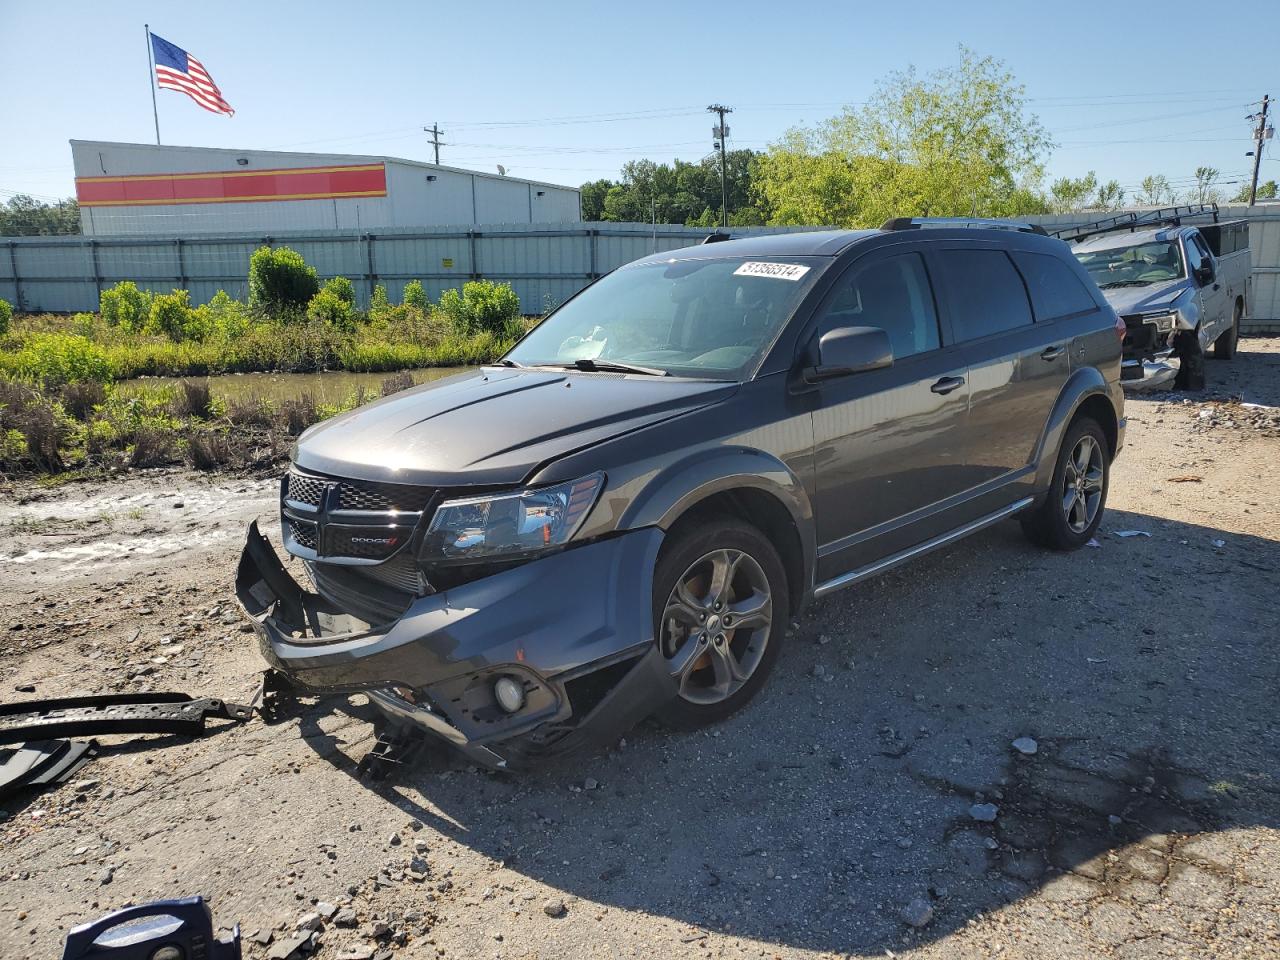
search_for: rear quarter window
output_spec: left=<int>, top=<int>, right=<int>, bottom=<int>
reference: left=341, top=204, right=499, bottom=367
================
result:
left=1011, top=251, right=1098, bottom=321
left=931, top=249, right=1033, bottom=341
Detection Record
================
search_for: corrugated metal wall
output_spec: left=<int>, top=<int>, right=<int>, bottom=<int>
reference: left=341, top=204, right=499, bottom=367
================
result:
left=72, top=142, right=581, bottom=236
left=0, top=223, right=817, bottom=315
left=1024, top=204, right=1280, bottom=332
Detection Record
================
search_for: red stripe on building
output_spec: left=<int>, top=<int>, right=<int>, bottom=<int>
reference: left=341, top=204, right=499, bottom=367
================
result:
left=76, top=163, right=387, bottom=206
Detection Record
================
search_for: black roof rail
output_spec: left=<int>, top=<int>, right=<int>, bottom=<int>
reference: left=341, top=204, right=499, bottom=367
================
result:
left=701, top=231, right=731, bottom=244
left=1049, top=203, right=1220, bottom=243
left=881, top=216, right=1048, bottom=236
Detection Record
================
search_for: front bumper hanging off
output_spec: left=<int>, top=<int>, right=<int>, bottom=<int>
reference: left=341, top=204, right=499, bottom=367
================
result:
left=235, top=521, right=674, bottom=769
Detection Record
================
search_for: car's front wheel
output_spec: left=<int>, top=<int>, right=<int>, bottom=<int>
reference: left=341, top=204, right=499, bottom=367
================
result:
left=1021, top=416, right=1110, bottom=551
left=653, top=519, right=788, bottom=729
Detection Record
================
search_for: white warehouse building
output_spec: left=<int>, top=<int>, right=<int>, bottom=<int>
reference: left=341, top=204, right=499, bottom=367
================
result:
left=71, top=140, right=581, bottom=236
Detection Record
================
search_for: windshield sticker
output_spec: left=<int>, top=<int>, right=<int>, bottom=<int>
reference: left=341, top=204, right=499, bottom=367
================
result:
left=733, top=261, right=811, bottom=281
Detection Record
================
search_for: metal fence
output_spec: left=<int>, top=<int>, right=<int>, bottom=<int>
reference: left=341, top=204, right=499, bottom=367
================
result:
left=5, top=209, right=1279, bottom=330
left=0, top=222, right=814, bottom=316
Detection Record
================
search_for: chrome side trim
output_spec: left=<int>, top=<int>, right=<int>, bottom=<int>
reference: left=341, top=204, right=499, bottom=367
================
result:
left=813, top=496, right=1035, bottom=599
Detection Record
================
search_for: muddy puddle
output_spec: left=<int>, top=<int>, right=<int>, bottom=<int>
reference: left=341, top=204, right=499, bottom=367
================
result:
left=0, top=476, right=276, bottom=579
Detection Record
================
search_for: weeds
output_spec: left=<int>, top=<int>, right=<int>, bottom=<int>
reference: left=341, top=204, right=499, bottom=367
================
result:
left=380, top=371, right=414, bottom=396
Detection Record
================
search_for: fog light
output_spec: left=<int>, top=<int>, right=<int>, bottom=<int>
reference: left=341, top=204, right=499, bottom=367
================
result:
left=493, top=676, right=525, bottom=713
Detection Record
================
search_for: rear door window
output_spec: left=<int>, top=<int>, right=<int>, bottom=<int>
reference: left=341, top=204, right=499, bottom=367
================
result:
left=1010, top=251, right=1097, bottom=321
left=817, top=252, right=941, bottom=359
left=932, top=249, right=1033, bottom=342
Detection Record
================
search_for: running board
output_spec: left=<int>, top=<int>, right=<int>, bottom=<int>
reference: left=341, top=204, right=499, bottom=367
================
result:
left=813, top=497, right=1035, bottom=599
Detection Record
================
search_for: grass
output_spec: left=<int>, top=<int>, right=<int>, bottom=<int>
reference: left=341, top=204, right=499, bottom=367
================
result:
left=0, top=310, right=521, bottom=384
left=0, top=370, right=421, bottom=478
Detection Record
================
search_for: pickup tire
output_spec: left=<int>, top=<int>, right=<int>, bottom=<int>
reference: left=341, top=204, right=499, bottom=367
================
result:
left=1021, top=416, right=1110, bottom=551
left=1213, top=301, right=1241, bottom=360
left=653, top=519, right=788, bottom=730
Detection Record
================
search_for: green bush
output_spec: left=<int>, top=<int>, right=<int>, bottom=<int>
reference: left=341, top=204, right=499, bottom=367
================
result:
left=402, top=280, right=429, bottom=311
left=248, top=246, right=319, bottom=313
left=0, top=333, right=113, bottom=386
left=193, top=290, right=252, bottom=341
left=321, top=276, right=356, bottom=305
left=369, top=284, right=390, bottom=316
left=437, top=280, right=521, bottom=337
left=0, top=298, right=11, bottom=336
left=306, top=288, right=358, bottom=332
left=99, top=281, right=151, bottom=332
left=146, top=289, right=211, bottom=342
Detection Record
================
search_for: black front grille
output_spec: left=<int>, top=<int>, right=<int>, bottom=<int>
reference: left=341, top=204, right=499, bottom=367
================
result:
left=287, top=469, right=436, bottom=514
left=286, top=471, right=327, bottom=507
left=291, top=518, right=319, bottom=550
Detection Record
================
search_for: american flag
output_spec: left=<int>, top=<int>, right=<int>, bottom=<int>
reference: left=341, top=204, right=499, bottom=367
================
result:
left=150, top=33, right=234, bottom=117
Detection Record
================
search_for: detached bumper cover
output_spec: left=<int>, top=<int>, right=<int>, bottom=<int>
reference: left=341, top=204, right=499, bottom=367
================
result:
left=1121, top=353, right=1179, bottom=391
left=236, top=522, right=673, bottom=768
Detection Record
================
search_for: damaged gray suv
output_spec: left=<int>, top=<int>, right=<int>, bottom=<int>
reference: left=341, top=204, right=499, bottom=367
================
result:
left=238, top=220, right=1125, bottom=769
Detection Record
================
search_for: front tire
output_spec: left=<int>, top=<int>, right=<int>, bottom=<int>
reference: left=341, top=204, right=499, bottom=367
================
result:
left=1213, top=301, right=1241, bottom=359
left=1021, top=417, right=1110, bottom=551
left=653, top=519, right=789, bottom=730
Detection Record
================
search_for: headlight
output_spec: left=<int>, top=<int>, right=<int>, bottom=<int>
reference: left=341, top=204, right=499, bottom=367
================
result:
left=422, top=473, right=604, bottom=564
left=1142, top=313, right=1177, bottom=333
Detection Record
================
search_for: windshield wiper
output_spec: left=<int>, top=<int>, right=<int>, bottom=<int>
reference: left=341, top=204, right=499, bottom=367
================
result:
left=1099, top=279, right=1155, bottom=289
left=529, top=359, right=669, bottom=376
left=494, top=358, right=523, bottom=367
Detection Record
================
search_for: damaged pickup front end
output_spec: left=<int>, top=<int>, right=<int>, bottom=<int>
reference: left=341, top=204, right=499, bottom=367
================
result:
left=235, top=472, right=675, bottom=769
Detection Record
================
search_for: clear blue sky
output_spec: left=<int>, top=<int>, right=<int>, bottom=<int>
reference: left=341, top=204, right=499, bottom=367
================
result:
left=1, top=0, right=1275, bottom=203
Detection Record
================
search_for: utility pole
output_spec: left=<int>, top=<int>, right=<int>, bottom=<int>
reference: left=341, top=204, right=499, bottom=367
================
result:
left=424, top=123, right=446, bottom=165
left=1247, top=94, right=1271, bottom=205
left=707, top=104, right=732, bottom=228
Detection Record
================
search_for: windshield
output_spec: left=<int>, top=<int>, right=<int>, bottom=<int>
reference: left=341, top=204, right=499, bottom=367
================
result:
left=1074, top=240, right=1185, bottom=288
left=505, top=256, right=823, bottom=378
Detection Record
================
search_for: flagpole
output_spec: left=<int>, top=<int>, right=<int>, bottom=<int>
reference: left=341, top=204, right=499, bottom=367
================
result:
left=145, top=24, right=160, bottom=144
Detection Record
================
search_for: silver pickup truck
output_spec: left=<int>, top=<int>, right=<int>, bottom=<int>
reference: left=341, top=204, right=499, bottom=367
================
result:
left=1062, top=211, right=1251, bottom=390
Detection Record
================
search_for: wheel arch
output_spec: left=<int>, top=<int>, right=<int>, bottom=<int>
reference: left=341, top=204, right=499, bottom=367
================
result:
left=620, top=449, right=815, bottom=615
left=1032, top=368, right=1119, bottom=493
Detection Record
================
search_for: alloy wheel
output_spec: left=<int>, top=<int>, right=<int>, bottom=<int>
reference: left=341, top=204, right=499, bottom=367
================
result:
left=660, top=548, right=773, bottom=705
left=1062, top=435, right=1104, bottom=534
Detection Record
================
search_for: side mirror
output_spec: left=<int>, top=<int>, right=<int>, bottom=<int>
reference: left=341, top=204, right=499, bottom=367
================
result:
left=803, top=326, right=893, bottom=383
left=1194, top=261, right=1216, bottom=286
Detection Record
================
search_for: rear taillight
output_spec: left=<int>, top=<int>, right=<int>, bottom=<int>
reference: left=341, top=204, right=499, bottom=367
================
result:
left=1113, top=312, right=1126, bottom=342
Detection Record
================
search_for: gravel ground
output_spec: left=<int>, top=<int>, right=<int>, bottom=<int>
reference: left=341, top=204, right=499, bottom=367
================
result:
left=2, top=339, right=1278, bottom=960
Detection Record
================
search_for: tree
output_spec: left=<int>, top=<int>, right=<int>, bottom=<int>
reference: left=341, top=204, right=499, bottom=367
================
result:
left=1136, top=174, right=1174, bottom=206
left=1094, top=180, right=1126, bottom=211
left=753, top=47, right=1052, bottom=227
left=583, top=150, right=763, bottom=226
left=579, top=179, right=614, bottom=221
left=0, top=195, right=81, bottom=236
left=1193, top=166, right=1221, bottom=204
left=1049, top=172, right=1100, bottom=213
left=1232, top=179, right=1277, bottom=202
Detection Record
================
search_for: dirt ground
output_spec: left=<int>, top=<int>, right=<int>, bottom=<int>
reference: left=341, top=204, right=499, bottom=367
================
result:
left=2, top=340, right=1278, bottom=960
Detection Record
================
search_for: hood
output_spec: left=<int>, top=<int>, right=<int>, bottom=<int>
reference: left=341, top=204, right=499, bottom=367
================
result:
left=1097, top=278, right=1189, bottom=316
left=292, top=367, right=736, bottom=487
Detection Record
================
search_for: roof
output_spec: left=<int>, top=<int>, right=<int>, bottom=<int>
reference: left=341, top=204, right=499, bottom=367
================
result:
left=1072, top=227, right=1184, bottom=252
left=634, top=229, right=882, bottom=262
left=68, top=140, right=578, bottom=193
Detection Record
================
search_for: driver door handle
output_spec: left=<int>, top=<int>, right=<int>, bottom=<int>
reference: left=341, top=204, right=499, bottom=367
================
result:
left=1040, top=345, right=1065, bottom=361
left=930, top=375, right=965, bottom=395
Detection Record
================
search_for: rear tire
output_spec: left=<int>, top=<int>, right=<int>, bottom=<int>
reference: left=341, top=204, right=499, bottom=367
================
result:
left=1213, top=301, right=1241, bottom=359
left=1021, top=416, right=1110, bottom=551
left=652, top=519, right=789, bottom=730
